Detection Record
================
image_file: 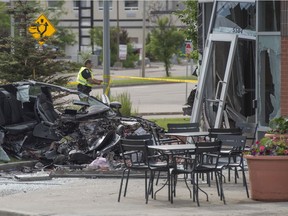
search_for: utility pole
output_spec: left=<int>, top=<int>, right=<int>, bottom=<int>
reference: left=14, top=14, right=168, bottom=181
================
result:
left=116, top=0, right=120, bottom=62
left=10, top=0, right=14, bottom=53
left=10, top=0, right=14, bottom=38
left=103, top=0, right=110, bottom=97
left=141, top=0, right=146, bottom=77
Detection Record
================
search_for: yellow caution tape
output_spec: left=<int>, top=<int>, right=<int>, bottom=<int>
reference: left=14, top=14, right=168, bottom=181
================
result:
left=68, top=75, right=197, bottom=85
left=104, top=78, right=112, bottom=95
left=104, top=75, right=198, bottom=83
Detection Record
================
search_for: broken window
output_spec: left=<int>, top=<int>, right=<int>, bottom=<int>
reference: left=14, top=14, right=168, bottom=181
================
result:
left=258, top=35, right=280, bottom=126
left=213, top=1, right=256, bottom=38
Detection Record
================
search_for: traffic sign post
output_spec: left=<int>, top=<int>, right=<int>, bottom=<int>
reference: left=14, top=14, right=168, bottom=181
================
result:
left=28, top=14, right=56, bottom=45
left=185, top=41, right=192, bottom=56
left=185, top=41, right=193, bottom=102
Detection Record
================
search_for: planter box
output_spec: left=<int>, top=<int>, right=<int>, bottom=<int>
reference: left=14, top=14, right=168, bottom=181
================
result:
left=245, top=155, right=288, bottom=201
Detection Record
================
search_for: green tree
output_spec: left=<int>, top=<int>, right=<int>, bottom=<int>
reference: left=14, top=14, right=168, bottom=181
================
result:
left=174, top=0, right=198, bottom=60
left=146, top=17, right=185, bottom=76
left=90, top=27, right=138, bottom=68
left=0, top=2, right=10, bottom=38
left=0, top=0, right=76, bottom=83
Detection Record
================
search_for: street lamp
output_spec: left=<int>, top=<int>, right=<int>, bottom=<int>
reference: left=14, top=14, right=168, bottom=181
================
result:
left=103, top=0, right=110, bottom=97
left=116, top=0, right=120, bottom=62
left=141, top=0, right=146, bottom=77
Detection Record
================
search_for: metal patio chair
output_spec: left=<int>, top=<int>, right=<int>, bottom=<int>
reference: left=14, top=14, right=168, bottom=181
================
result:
left=217, top=134, right=249, bottom=198
left=170, top=141, right=224, bottom=206
left=117, top=136, right=171, bottom=203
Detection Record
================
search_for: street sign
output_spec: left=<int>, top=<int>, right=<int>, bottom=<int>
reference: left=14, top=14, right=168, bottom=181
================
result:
left=185, top=41, right=192, bottom=55
left=28, top=14, right=56, bottom=45
left=119, top=44, right=127, bottom=60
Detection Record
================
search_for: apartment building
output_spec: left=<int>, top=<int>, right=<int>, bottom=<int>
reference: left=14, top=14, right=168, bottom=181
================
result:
left=44, top=0, right=185, bottom=61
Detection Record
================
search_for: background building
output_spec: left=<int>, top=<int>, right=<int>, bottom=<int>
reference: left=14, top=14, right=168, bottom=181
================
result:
left=43, top=0, right=185, bottom=62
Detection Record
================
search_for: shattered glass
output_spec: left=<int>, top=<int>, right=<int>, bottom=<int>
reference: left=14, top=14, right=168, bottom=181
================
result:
left=213, top=1, right=256, bottom=38
left=258, top=35, right=281, bottom=126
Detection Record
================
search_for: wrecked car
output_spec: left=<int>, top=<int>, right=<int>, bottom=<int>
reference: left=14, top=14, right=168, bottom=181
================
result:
left=0, top=81, right=162, bottom=165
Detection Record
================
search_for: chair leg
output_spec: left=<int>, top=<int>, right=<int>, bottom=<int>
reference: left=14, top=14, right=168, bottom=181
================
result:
left=145, top=171, right=148, bottom=204
left=217, top=171, right=226, bottom=204
left=241, top=165, right=250, bottom=198
left=118, top=168, right=127, bottom=202
left=184, top=175, right=192, bottom=199
left=228, top=168, right=231, bottom=182
left=170, top=170, right=174, bottom=204
left=154, top=170, right=170, bottom=201
left=155, top=171, right=161, bottom=185
left=215, top=171, right=220, bottom=197
left=123, top=169, right=130, bottom=197
left=196, top=174, right=200, bottom=206
left=148, top=171, right=154, bottom=199
left=167, top=169, right=171, bottom=202
left=234, top=168, right=238, bottom=184
left=173, top=173, right=178, bottom=198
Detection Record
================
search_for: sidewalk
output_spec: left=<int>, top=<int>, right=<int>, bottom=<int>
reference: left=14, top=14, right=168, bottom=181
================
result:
left=0, top=173, right=287, bottom=216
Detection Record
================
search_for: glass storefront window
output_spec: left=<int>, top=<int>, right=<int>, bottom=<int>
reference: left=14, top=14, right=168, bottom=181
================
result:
left=258, top=1, right=280, bottom=32
left=258, top=35, right=280, bottom=126
left=213, top=1, right=256, bottom=38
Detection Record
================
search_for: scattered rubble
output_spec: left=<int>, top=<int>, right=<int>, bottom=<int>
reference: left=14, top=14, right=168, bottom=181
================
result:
left=0, top=81, right=164, bottom=174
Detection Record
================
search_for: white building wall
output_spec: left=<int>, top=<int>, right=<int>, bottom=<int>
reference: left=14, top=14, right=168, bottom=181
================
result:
left=46, top=0, right=185, bottom=62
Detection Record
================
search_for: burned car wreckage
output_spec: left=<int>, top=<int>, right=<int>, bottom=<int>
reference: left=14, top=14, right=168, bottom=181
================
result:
left=0, top=81, right=162, bottom=166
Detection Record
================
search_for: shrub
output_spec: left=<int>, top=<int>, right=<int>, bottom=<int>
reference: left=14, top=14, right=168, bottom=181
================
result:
left=110, top=92, right=138, bottom=116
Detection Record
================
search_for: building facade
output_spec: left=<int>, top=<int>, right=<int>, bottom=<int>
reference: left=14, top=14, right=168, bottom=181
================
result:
left=44, top=0, right=185, bottom=62
left=193, top=0, right=283, bottom=137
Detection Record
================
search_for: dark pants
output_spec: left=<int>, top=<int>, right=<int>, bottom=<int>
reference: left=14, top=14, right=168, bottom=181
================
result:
left=77, top=84, right=92, bottom=95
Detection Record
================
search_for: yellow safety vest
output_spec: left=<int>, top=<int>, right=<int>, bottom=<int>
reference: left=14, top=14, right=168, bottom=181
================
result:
left=76, top=67, right=94, bottom=87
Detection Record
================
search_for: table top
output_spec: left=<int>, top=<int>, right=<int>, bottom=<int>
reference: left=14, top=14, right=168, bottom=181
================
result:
left=148, top=144, right=196, bottom=151
left=164, top=131, right=209, bottom=137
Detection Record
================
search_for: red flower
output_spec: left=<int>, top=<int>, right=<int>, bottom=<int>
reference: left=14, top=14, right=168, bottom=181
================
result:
left=259, top=145, right=265, bottom=152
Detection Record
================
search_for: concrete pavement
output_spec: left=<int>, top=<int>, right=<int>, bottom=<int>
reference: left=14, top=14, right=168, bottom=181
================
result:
left=0, top=172, right=288, bottom=216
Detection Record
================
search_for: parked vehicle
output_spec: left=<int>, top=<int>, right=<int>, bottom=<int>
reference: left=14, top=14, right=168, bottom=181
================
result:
left=0, top=81, right=162, bottom=165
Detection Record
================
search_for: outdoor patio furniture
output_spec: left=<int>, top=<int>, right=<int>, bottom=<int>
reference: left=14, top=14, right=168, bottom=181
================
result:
left=217, top=134, right=249, bottom=198
left=236, top=122, right=258, bottom=146
left=167, top=123, right=200, bottom=143
left=170, top=141, right=224, bottom=206
left=118, top=136, right=171, bottom=204
left=208, top=128, right=242, bottom=141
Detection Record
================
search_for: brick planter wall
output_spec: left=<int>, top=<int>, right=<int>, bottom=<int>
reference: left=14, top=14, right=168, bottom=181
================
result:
left=281, top=37, right=288, bottom=116
left=281, top=1, right=288, bottom=115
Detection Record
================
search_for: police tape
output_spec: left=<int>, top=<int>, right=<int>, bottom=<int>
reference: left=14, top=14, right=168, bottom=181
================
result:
left=70, top=75, right=198, bottom=96
left=69, top=75, right=198, bottom=85
left=105, top=75, right=198, bottom=84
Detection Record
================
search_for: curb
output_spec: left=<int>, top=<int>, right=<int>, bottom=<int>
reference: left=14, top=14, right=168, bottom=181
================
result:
left=0, top=210, right=35, bottom=216
left=140, top=112, right=183, bottom=116
left=0, top=161, right=38, bottom=172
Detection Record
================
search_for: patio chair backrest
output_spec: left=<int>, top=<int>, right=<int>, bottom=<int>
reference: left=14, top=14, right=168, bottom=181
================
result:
left=194, top=141, right=222, bottom=170
left=217, top=134, right=247, bottom=153
left=235, top=122, right=258, bottom=145
left=119, top=138, right=150, bottom=168
left=167, top=122, right=200, bottom=133
left=208, top=128, right=242, bottom=140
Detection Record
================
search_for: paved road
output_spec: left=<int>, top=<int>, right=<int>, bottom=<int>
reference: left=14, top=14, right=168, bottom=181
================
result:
left=91, top=83, right=195, bottom=115
left=82, top=62, right=198, bottom=115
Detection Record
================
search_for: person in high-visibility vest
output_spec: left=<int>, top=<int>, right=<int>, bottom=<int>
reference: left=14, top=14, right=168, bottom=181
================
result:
left=77, top=59, right=102, bottom=95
